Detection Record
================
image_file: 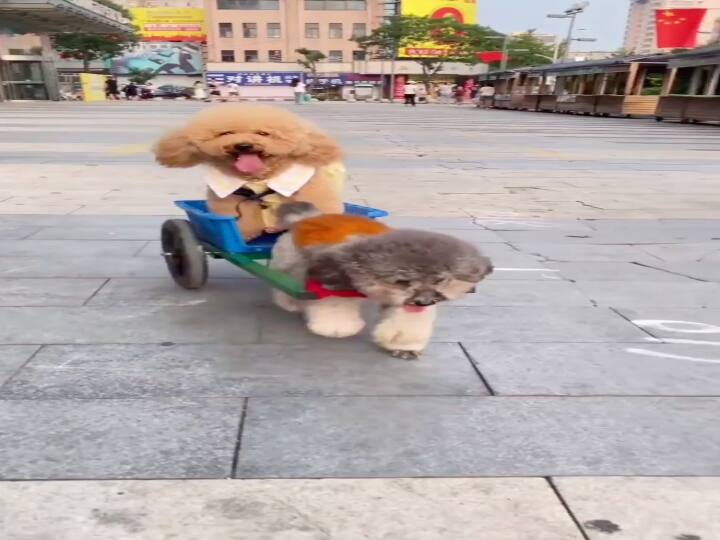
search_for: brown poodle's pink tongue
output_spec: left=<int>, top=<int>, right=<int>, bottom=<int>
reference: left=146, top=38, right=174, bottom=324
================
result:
left=234, top=154, right=265, bottom=174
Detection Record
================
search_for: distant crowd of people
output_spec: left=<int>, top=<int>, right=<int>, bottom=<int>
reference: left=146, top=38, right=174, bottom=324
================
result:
left=401, top=80, right=496, bottom=108
left=104, top=77, right=155, bottom=100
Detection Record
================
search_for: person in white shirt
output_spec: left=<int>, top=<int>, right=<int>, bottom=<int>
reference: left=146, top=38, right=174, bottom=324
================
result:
left=291, top=78, right=306, bottom=105
left=477, top=83, right=496, bottom=109
left=403, top=80, right=417, bottom=106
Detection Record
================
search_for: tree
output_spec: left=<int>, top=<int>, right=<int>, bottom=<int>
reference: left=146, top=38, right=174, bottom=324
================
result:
left=127, top=68, right=156, bottom=85
left=499, top=32, right=557, bottom=68
left=355, top=15, right=503, bottom=88
left=295, top=48, right=326, bottom=77
left=53, top=32, right=138, bottom=72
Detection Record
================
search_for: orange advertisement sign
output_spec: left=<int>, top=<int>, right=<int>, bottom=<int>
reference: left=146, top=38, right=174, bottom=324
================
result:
left=399, top=0, right=478, bottom=58
left=130, top=8, right=206, bottom=42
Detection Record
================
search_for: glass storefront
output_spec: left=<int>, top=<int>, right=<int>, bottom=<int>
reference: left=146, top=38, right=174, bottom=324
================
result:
left=0, top=60, right=51, bottom=100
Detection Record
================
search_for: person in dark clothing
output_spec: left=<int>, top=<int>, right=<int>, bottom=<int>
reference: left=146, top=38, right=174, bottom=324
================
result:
left=105, top=77, right=119, bottom=100
left=123, top=82, right=138, bottom=100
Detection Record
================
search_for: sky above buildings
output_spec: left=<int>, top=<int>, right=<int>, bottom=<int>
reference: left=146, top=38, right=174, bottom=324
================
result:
left=480, top=0, right=628, bottom=51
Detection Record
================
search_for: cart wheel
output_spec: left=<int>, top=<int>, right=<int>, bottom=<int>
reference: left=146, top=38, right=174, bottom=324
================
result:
left=161, top=219, right=208, bottom=289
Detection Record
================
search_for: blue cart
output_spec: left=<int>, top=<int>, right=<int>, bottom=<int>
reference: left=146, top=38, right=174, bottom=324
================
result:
left=161, top=200, right=387, bottom=299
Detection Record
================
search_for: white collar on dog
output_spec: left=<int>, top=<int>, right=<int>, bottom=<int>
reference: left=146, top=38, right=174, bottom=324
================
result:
left=206, top=163, right=316, bottom=199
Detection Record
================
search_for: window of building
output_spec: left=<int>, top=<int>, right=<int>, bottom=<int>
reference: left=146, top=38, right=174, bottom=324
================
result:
left=221, top=49, right=235, bottom=62
left=351, top=23, right=366, bottom=38
left=352, top=50, right=366, bottom=61
left=328, top=50, right=343, bottom=62
left=268, top=49, right=282, bottom=62
left=328, top=23, right=343, bottom=39
left=305, top=23, right=320, bottom=38
left=219, top=22, right=233, bottom=38
left=242, top=23, right=257, bottom=38
left=217, top=0, right=279, bottom=9
left=244, top=50, right=259, bottom=62
left=267, top=22, right=281, bottom=38
left=305, top=0, right=366, bottom=9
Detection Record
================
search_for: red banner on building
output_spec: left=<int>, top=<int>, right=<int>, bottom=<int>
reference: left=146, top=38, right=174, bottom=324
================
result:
left=655, top=8, right=707, bottom=49
left=476, top=51, right=506, bottom=63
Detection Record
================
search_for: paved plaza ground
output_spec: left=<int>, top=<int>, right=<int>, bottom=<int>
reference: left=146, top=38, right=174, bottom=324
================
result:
left=0, top=101, right=719, bottom=539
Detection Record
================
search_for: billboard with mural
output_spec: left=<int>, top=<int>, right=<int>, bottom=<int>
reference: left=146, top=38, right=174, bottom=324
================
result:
left=399, top=0, right=478, bottom=58
left=130, top=8, right=206, bottom=42
left=112, top=42, right=202, bottom=75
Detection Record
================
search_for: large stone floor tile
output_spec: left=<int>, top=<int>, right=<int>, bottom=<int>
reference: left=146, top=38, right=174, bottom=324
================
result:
left=236, top=396, right=720, bottom=477
left=0, top=345, right=39, bottom=386
left=0, top=397, right=243, bottom=479
left=434, top=306, right=647, bottom=342
left=0, top=478, right=583, bottom=540
left=259, top=305, right=646, bottom=345
left=450, top=280, right=592, bottom=307
left=637, top=242, right=720, bottom=264
left=0, top=343, right=486, bottom=399
left=0, top=224, right=39, bottom=240
left=0, top=277, right=105, bottom=306
left=574, top=281, right=720, bottom=308
left=556, top=477, right=720, bottom=540
left=547, top=262, right=694, bottom=282
left=29, top=225, right=159, bottom=240
left=463, top=343, right=720, bottom=395
left=513, top=243, right=661, bottom=263
left=0, top=305, right=258, bottom=344
left=0, top=214, right=172, bottom=227
left=0, top=255, right=253, bottom=279
left=87, top=278, right=264, bottom=307
left=615, top=308, right=720, bottom=340
left=0, top=239, right=146, bottom=257
left=0, top=256, right=171, bottom=278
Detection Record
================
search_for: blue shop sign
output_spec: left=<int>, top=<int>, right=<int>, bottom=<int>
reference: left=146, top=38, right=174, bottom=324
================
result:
left=207, top=72, right=302, bottom=86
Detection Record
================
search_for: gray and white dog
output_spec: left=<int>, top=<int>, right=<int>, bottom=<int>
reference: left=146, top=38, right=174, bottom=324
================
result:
left=270, top=203, right=493, bottom=359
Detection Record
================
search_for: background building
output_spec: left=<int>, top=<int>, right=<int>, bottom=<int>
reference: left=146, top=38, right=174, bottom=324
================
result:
left=624, top=0, right=720, bottom=54
left=204, top=0, right=486, bottom=99
left=0, top=0, right=132, bottom=100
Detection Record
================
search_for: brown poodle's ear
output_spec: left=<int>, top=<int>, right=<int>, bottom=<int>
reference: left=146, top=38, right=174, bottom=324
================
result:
left=153, top=129, right=201, bottom=168
left=298, top=131, right=342, bottom=164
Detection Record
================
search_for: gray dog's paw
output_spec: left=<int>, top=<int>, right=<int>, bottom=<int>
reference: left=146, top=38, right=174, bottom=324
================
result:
left=391, top=349, right=421, bottom=361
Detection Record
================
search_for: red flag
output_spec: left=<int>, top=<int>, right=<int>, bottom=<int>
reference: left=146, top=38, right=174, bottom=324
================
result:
left=655, top=9, right=707, bottom=48
left=476, top=51, right=506, bottom=63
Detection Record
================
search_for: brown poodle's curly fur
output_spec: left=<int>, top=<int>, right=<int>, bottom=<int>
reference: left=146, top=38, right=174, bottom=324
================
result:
left=153, top=104, right=345, bottom=240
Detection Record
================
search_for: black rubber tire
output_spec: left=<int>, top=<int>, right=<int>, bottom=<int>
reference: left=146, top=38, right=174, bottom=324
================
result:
left=161, top=219, right=208, bottom=289
left=655, top=116, right=664, bottom=122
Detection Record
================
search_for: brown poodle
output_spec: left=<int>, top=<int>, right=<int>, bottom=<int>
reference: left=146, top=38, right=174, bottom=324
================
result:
left=153, top=104, right=345, bottom=240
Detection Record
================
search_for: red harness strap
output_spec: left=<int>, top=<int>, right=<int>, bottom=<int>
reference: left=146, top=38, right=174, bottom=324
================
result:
left=305, top=280, right=366, bottom=299
left=303, top=280, right=427, bottom=312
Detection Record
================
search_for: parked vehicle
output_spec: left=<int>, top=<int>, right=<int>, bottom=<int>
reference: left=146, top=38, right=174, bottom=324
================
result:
left=152, top=85, right=193, bottom=99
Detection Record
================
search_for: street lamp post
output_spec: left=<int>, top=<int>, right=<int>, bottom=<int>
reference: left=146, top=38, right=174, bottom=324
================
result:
left=547, top=2, right=590, bottom=61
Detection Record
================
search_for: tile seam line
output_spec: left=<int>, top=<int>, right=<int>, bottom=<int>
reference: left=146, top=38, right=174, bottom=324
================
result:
left=2, top=474, right=719, bottom=482
left=546, top=477, right=591, bottom=540
left=230, top=398, right=249, bottom=478
left=458, top=342, right=495, bottom=396
left=2, top=396, right=720, bottom=403
left=0, top=344, right=44, bottom=394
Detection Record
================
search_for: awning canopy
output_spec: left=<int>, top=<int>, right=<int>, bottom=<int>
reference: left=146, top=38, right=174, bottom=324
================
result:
left=666, top=45, right=720, bottom=68
left=0, top=0, right=133, bottom=34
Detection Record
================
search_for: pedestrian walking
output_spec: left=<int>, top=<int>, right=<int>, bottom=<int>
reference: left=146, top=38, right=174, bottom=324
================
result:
left=403, top=80, right=417, bottom=106
left=193, top=81, right=207, bottom=101
left=454, top=84, right=465, bottom=104
left=122, top=82, right=138, bottom=100
left=291, top=78, right=306, bottom=105
left=476, top=83, right=496, bottom=109
left=104, top=77, right=119, bottom=100
left=439, top=83, right=453, bottom=104
left=416, top=83, right=428, bottom=104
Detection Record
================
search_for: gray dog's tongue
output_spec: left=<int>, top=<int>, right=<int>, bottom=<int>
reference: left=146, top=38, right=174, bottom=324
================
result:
left=234, top=153, right=265, bottom=174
